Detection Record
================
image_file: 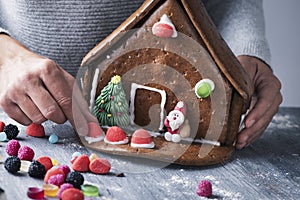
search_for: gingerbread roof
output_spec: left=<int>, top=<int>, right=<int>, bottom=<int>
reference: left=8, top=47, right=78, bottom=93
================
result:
left=81, top=0, right=253, bottom=103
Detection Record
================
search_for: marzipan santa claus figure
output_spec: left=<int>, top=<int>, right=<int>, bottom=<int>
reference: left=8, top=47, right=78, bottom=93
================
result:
left=164, top=101, right=191, bottom=143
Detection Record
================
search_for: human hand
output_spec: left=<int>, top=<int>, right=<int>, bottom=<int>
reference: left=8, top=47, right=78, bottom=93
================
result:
left=0, top=34, right=97, bottom=135
left=236, top=55, right=282, bottom=149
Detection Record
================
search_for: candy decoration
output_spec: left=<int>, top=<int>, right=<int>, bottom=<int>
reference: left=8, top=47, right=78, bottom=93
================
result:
left=104, top=126, right=129, bottom=145
left=44, top=167, right=65, bottom=183
left=152, top=14, right=178, bottom=38
left=0, top=132, right=7, bottom=142
left=72, top=154, right=90, bottom=172
left=27, top=187, right=44, bottom=199
left=81, top=184, right=99, bottom=197
left=57, top=183, right=74, bottom=199
left=51, top=158, right=60, bottom=166
left=84, top=122, right=105, bottom=144
left=6, top=139, right=21, bottom=156
left=94, top=75, right=130, bottom=127
left=164, top=101, right=190, bottom=143
left=87, top=122, right=104, bottom=138
left=0, top=121, right=5, bottom=132
left=61, top=188, right=84, bottom=200
left=42, top=184, right=59, bottom=197
left=89, top=158, right=111, bottom=174
left=130, top=129, right=155, bottom=149
left=20, top=160, right=32, bottom=173
left=18, top=145, right=35, bottom=161
left=26, top=123, right=45, bottom=138
left=36, top=156, right=53, bottom=171
left=89, top=153, right=99, bottom=162
left=196, top=180, right=213, bottom=197
left=195, top=79, right=215, bottom=99
left=48, top=134, right=59, bottom=144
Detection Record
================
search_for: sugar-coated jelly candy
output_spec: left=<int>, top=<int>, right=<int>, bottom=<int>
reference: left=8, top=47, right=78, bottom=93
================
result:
left=27, top=187, right=44, bottom=199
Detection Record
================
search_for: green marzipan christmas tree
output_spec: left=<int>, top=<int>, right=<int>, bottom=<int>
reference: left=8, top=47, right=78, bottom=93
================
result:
left=93, top=75, right=130, bottom=126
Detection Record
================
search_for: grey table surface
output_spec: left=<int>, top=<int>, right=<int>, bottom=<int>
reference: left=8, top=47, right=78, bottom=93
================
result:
left=0, top=107, right=299, bottom=200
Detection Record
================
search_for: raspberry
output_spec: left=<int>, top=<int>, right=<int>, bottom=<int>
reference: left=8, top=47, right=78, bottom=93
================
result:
left=36, top=156, right=53, bottom=171
left=48, top=174, right=65, bottom=187
left=6, top=139, right=21, bottom=156
left=26, top=123, right=45, bottom=138
left=89, top=158, right=111, bottom=174
left=72, top=154, right=90, bottom=172
left=61, top=188, right=84, bottom=200
left=44, top=167, right=65, bottom=183
left=18, top=145, right=35, bottom=161
left=4, top=156, right=21, bottom=173
left=28, top=160, right=46, bottom=179
left=0, top=121, right=5, bottom=132
left=65, top=171, right=84, bottom=189
left=57, top=183, right=73, bottom=199
left=196, top=180, right=212, bottom=197
left=105, top=126, right=127, bottom=143
left=3, top=124, right=19, bottom=140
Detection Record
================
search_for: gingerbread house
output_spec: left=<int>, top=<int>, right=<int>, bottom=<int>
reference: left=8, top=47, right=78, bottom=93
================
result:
left=79, top=0, right=253, bottom=166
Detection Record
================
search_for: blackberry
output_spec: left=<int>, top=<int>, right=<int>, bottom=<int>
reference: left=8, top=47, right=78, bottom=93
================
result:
left=4, top=156, right=21, bottom=173
left=65, top=171, right=84, bottom=189
left=28, top=160, right=46, bottom=179
left=3, top=124, right=19, bottom=140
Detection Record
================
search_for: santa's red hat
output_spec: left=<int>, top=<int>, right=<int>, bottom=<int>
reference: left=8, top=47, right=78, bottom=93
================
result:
left=174, top=101, right=186, bottom=116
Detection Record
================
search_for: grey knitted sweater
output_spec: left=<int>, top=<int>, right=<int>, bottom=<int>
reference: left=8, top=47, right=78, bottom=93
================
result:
left=0, top=0, right=270, bottom=76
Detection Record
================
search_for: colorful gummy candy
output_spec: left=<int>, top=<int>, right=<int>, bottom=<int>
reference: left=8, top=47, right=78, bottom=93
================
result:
left=48, top=134, right=59, bottom=144
left=81, top=184, right=99, bottom=197
left=27, top=187, right=44, bottom=199
left=42, top=184, right=59, bottom=197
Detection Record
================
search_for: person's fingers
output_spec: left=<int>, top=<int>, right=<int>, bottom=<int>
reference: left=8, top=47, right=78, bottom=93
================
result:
left=236, top=91, right=282, bottom=149
left=15, top=95, right=47, bottom=124
left=40, top=62, right=74, bottom=124
left=71, top=79, right=98, bottom=136
left=28, top=82, right=67, bottom=124
left=0, top=99, right=32, bottom=125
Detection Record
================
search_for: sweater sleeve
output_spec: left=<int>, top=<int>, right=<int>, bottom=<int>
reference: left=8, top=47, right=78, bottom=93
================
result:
left=203, top=0, right=271, bottom=65
left=0, top=27, right=9, bottom=35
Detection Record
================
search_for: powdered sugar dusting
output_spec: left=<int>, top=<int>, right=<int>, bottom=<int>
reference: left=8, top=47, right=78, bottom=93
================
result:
left=269, top=113, right=299, bottom=129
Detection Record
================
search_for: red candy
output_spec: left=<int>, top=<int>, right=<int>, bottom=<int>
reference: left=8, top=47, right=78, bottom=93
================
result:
left=131, top=129, right=152, bottom=144
left=196, top=180, right=212, bottom=197
left=89, top=158, right=111, bottom=174
left=6, top=139, right=21, bottom=156
left=72, top=154, right=90, bottom=172
left=153, top=23, right=174, bottom=38
left=0, top=121, right=5, bottom=132
left=36, top=156, right=53, bottom=171
left=27, top=187, right=44, bottom=199
left=18, top=145, right=35, bottom=161
left=61, top=188, right=84, bottom=200
left=44, top=167, right=65, bottom=183
left=88, top=122, right=104, bottom=138
left=105, top=126, right=127, bottom=143
left=26, top=123, right=45, bottom=137
left=57, top=183, right=73, bottom=199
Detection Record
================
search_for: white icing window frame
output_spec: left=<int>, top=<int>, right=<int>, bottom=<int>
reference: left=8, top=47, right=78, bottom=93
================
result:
left=130, top=83, right=166, bottom=131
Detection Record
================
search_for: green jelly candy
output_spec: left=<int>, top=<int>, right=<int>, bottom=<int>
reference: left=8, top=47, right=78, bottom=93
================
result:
left=196, top=82, right=211, bottom=98
left=81, top=184, right=99, bottom=197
